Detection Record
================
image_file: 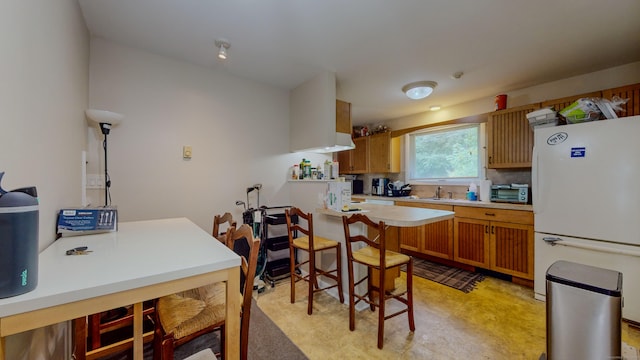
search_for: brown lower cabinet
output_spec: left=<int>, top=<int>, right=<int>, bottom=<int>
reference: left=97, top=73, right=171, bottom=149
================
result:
left=454, top=206, right=534, bottom=280
left=396, top=201, right=534, bottom=282
left=395, top=201, right=454, bottom=260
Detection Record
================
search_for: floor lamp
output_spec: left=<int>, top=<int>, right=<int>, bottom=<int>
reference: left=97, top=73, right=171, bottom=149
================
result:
left=86, top=109, right=124, bottom=207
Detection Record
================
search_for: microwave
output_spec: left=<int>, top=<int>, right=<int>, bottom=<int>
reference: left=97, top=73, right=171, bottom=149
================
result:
left=490, top=184, right=529, bottom=204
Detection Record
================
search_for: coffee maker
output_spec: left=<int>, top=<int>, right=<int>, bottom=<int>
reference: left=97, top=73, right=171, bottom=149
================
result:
left=371, top=178, right=389, bottom=196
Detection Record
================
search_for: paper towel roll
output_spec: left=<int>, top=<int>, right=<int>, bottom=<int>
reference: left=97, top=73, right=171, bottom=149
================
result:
left=480, top=180, right=492, bottom=202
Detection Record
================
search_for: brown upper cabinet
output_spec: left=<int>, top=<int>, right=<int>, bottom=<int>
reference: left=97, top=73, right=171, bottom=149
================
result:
left=337, top=133, right=400, bottom=174
left=540, top=91, right=602, bottom=111
left=368, top=132, right=401, bottom=173
left=602, top=83, right=640, bottom=117
left=487, top=104, right=539, bottom=169
left=337, top=136, right=369, bottom=174
left=336, top=99, right=352, bottom=134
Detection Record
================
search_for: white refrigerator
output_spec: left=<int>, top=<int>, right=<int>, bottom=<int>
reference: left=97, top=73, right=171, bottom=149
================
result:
left=533, top=115, right=640, bottom=323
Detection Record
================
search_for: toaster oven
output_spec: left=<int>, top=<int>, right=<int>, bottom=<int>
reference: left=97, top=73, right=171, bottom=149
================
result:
left=490, top=184, right=529, bottom=204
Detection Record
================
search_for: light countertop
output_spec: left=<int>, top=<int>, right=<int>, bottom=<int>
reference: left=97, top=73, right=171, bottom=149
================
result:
left=351, top=195, right=533, bottom=212
left=317, top=202, right=454, bottom=227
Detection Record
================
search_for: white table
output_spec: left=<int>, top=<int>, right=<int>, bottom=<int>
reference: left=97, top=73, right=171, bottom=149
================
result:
left=0, top=217, right=241, bottom=360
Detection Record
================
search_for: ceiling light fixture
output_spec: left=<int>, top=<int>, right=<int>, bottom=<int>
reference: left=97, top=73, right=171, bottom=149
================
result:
left=402, top=81, right=438, bottom=100
left=215, top=39, right=230, bottom=60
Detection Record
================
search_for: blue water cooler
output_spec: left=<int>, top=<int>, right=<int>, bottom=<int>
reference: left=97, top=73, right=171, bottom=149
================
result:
left=0, top=172, right=39, bottom=298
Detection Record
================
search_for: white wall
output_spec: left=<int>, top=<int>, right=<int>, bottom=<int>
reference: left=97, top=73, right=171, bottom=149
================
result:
left=1, top=0, right=89, bottom=358
left=1, top=0, right=89, bottom=250
left=87, top=38, right=304, bottom=231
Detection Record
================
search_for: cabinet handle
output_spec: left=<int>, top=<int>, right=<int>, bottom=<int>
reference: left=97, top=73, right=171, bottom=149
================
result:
left=485, top=213, right=496, bottom=216
left=488, top=156, right=492, bottom=164
left=491, top=226, right=495, bottom=234
left=485, top=225, right=489, bottom=234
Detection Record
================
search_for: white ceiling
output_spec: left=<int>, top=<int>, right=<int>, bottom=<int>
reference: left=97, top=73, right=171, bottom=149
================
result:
left=77, top=0, right=640, bottom=126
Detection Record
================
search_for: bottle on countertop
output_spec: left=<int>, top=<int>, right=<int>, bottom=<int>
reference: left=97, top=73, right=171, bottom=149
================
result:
left=305, top=160, right=312, bottom=178
left=467, top=182, right=478, bottom=201
left=324, top=160, right=332, bottom=180
left=299, top=159, right=306, bottom=179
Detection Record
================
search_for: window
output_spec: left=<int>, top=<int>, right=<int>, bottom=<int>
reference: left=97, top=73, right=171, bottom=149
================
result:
left=406, top=124, right=483, bottom=183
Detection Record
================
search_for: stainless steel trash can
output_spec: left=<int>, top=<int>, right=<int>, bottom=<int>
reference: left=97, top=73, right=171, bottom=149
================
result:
left=546, top=260, right=622, bottom=360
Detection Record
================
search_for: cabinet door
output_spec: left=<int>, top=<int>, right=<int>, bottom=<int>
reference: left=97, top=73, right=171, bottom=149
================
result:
left=336, top=149, right=352, bottom=174
left=369, top=132, right=391, bottom=173
left=423, top=219, right=454, bottom=260
left=396, top=201, right=453, bottom=259
left=487, top=104, right=539, bottom=168
left=454, top=217, right=490, bottom=267
left=350, top=136, right=369, bottom=173
left=399, top=226, right=423, bottom=253
left=336, top=99, right=352, bottom=133
left=489, top=221, right=534, bottom=280
left=602, top=83, right=640, bottom=117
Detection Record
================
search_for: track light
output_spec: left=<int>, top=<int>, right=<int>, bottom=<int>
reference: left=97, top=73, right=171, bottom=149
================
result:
left=215, top=39, right=230, bottom=60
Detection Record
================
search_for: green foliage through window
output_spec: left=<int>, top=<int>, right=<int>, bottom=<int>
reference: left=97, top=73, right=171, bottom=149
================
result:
left=409, top=125, right=480, bottom=180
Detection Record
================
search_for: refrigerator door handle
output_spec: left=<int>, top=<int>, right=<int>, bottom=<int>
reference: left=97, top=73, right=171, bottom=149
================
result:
left=532, top=144, right=539, bottom=213
left=543, top=236, right=562, bottom=245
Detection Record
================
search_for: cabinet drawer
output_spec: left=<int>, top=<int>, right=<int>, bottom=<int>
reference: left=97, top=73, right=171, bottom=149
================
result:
left=454, top=206, right=533, bottom=225
left=395, top=201, right=453, bottom=211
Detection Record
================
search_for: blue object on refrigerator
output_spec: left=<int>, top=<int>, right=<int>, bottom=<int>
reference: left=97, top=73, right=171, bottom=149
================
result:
left=0, top=172, right=39, bottom=298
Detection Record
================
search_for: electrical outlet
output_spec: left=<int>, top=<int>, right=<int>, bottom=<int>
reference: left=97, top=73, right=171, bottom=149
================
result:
left=86, top=174, right=105, bottom=189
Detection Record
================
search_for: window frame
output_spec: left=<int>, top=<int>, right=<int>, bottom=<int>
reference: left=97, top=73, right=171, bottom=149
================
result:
left=404, top=123, right=486, bottom=185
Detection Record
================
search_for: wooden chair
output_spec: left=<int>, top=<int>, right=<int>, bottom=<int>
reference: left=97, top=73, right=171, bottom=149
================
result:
left=153, top=224, right=260, bottom=360
left=73, top=302, right=155, bottom=360
left=285, top=207, right=344, bottom=315
left=212, top=212, right=237, bottom=245
left=342, top=213, right=415, bottom=349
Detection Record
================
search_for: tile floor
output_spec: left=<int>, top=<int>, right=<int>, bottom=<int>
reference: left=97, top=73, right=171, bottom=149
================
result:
left=255, top=274, right=640, bottom=359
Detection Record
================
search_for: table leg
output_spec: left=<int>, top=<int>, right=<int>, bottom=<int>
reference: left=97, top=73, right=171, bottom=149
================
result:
left=226, top=266, right=240, bottom=360
left=73, top=317, right=87, bottom=360
left=133, top=302, right=143, bottom=359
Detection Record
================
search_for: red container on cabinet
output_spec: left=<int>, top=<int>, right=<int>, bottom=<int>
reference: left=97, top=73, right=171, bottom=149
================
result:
left=495, top=94, right=507, bottom=110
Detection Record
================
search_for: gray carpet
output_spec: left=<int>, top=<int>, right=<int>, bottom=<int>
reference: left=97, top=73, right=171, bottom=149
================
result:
left=100, top=299, right=307, bottom=360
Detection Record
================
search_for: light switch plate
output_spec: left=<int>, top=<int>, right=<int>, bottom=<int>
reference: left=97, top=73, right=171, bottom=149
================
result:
left=183, top=146, right=192, bottom=159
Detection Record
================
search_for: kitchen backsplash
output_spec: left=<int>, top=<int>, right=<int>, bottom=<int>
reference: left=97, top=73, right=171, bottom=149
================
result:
left=357, top=169, right=531, bottom=199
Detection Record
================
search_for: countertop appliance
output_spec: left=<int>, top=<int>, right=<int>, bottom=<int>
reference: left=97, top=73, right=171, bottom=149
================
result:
left=371, top=178, right=389, bottom=196
left=351, top=179, right=364, bottom=195
left=0, top=172, right=39, bottom=298
left=490, top=184, right=529, bottom=203
left=532, top=115, right=640, bottom=323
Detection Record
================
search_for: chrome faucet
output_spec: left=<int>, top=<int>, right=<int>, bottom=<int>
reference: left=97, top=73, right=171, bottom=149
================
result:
left=435, top=186, right=442, bottom=199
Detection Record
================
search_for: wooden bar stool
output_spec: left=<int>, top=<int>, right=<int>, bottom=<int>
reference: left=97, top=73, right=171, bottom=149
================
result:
left=285, top=207, right=344, bottom=315
left=342, top=213, right=415, bottom=349
left=212, top=212, right=236, bottom=245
